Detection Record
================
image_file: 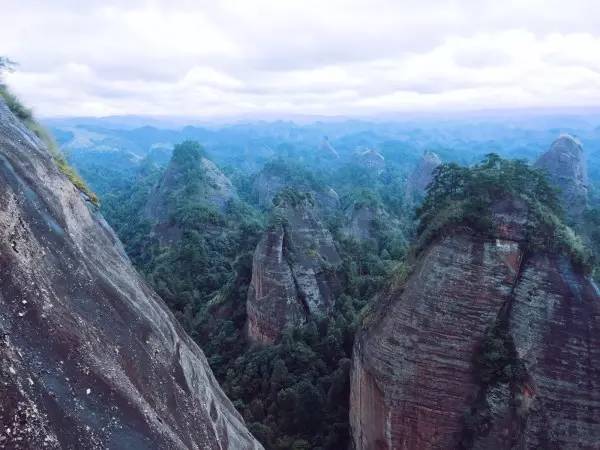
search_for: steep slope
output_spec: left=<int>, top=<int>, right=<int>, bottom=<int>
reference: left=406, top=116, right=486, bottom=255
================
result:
left=355, top=149, right=385, bottom=175
left=350, top=199, right=600, bottom=449
left=252, top=159, right=340, bottom=211
left=0, top=100, right=261, bottom=449
left=535, top=135, right=588, bottom=223
left=246, top=190, right=342, bottom=344
left=145, top=141, right=237, bottom=243
left=404, top=150, right=441, bottom=205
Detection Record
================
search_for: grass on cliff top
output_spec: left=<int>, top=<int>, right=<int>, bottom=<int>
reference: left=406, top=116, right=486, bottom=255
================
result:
left=415, top=153, right=592, bottom=273
left=0, top=84, right=99, bottom=206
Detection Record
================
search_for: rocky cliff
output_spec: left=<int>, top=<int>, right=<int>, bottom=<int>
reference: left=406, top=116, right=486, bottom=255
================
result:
left=246, top=192, right=342, bottom=344
left=252, top=162, right=340, bottom=212
left=0, top=100, right=261, bottom=449
left=145, top=142, right=236, bottom=242
left=404, top=150, right=441, bottom=205
left=535, top=135, right=588, bottom=224
left=350, top=198, right=600, bottom=449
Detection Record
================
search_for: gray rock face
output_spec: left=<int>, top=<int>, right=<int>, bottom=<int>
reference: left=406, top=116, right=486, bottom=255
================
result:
left=405, top=150, right=441, bottom=204
left=0, top=100, right=261, bottom=449
left=535, top=135, right=588, bottom=223
left=145, top=154, right=236, bottom=242
left=350, top=198, right=600, bottom=449
left=246, top=198, right=342, bottom=344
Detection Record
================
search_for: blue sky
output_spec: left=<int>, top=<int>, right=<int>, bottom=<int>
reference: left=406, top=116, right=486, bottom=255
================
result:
left=1, top=0, right=599, bottom=118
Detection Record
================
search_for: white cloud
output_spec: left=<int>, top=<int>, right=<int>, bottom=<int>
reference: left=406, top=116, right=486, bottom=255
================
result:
left=0, top=0, right=599, bottom=117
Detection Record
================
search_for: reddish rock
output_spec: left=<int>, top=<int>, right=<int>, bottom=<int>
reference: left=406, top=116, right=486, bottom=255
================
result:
left=350, top=199, right=600, bottom=449
left=0, top=99, right=261, bottom=449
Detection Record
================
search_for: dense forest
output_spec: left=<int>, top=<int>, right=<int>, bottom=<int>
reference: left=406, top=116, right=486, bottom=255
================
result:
left=54, top=118, right=600, bottom=448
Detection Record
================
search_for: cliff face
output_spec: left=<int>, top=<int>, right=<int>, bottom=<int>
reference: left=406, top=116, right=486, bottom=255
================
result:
left=252, top=169, right=339, bottom=212
left=246, top=197, right=342, bottom=344
left=350, top=198, right=600, bottom=449
left=534, top=135, right=588, bottom=223
left=0, top=101, right=261, bottom=449
left=145, top=148, right=236, bottom=242
left=404, top=150, right=441, bottom=205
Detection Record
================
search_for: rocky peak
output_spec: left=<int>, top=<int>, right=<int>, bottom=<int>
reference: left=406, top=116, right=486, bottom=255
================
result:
left=320, top=136, right=340, bottom=159
left=534, top=134, right=588, bottom=223
left=350, top=197, right=600, bottom=449
left=0, top=99, right=261, bottom=448
left=145, top=141, right=236, bottom=242
left=405, top=150, right=441, bottom=204
left=246, top=189, right=342, bottom=344
left=355, top=148, right=385, bottom=174
left=252, top=160, right=339, bottom=211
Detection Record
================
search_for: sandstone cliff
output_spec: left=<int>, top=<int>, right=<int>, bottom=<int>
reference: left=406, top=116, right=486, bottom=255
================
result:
left=350, top=198, right=600, bottom=449
left=0, top=100, right=261, bottom=449
left=534, top=135, right=588, bottom=224
left=246, top=191, right=342, bottom=344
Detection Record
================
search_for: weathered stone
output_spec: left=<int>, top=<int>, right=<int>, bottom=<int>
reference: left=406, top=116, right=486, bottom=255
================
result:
left=246, top=197, right=341, bottom=344
left=350, top=199, right=600, bottom=449
left=145, top=150, right=236, bottom=243
left=534, top=135, right=588, bottom=224
left=404, top=150, right=441, bottom=205
left=0, top=99, right=261, bottom=449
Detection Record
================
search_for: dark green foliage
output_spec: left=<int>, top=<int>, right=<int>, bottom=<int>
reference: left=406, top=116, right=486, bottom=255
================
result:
left=416, top=154, right=591, bottom=271
left=272, top=187, right=314, bottom=208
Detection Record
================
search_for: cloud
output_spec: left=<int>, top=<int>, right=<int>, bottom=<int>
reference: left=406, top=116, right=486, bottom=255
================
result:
left=0, top=0, right=599, bottom=117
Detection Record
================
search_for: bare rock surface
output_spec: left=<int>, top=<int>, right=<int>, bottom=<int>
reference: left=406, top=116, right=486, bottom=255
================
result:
left=404, top=150, right=441, bottom=205
left=0, top=100, right=261, bottom=449
left=145, top=150, right=236, bottom=243
left=535, top=135, right=588, bottom=223
left=350, top=198, right=600, bottom=449
left=246, top=196, right=341, bottom=344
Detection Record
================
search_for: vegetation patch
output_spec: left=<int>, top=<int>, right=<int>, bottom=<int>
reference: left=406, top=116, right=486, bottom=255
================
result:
left=416, top=154, right=591, bottom=272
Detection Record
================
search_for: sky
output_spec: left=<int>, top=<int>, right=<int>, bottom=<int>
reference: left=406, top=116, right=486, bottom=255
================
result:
left=1, top=0, right=600, bottom=118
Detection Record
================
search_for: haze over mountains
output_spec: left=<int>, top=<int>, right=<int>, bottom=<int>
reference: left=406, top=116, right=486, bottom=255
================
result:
left=2, top=1, right=600, bottom=448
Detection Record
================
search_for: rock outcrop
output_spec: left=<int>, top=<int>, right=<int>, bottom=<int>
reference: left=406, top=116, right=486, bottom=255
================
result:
left=145, top=142, right=236, bottom=243
left=355, top=149, right=385, bottom=174
left=350, top=198, right=600, bottom=449
left=246, top=192, right=342, bottom=344
left=252, top=163, right=339, bottom=211
left=0, top=100, right=261, bottom=449
left=404, top=150, right=441, bottom=204
left=534, top=135, right=588, bottom=223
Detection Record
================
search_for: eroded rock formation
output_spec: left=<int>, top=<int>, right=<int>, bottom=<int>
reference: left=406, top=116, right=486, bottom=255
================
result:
left=356, top=149, right=385, bottom=174
left=246, top=193, right=342, bottom=344
left=0, top=100, right=261, bottom=449
left=252, top=165, right=339, bottom=212
left=535, top=135, right=588, bottom=223
left=404, top=150, right=441, bottom=205
left=350, top=198, right=600, bottom=449
left=145, top=144, right=236, bottom=243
